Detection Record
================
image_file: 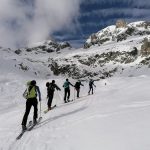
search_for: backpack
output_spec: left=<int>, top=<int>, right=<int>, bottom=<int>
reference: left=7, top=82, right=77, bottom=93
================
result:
left=89, top=80, right=94, bottom=86
left=48, top=83, right=55, bottom=91
left=23, top=81, right=31, bottom=99
left=63, top=81, right=69, bottom=88
left=23, top=86, right=37, bottom=99
left=75, top=82, right=80, bottom=88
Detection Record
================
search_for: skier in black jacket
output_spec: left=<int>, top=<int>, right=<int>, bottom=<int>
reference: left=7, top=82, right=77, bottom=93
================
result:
left=88, top=79, right=96, bottom=95
left=46, top=80, right=61, bottom=110
left=74, top=80, right=84, bottom=98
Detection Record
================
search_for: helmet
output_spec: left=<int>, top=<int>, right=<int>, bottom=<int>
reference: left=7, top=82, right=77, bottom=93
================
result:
left=31, top=80, right=36, bottom=86
left=46, top=82, right=49, bottom=87
left=52, top=80, right=55, bottom=84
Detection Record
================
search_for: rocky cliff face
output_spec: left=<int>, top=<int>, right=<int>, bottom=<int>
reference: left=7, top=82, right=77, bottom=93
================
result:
left=14, top=40, right=72, bottom=55
left=46, top=21, right=150, bottom=79
left=48, top=49, right=138, bottom=79
left=116, top=19, right=127, bottom=28
left=141, top=38, right=150, bottom=56
left=84, top=21, right=150, bottom=49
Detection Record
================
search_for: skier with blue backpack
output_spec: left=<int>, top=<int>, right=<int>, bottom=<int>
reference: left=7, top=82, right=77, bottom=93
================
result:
left=22, top=80, right=41, bottom=131
left=63, top=79, right=74, bottom=103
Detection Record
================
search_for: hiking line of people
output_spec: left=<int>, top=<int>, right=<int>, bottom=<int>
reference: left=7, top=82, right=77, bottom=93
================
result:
left=21, top=78, right=96, bottom=131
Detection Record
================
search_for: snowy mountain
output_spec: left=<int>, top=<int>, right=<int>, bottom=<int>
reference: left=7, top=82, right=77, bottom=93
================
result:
left=0, top=40, right=73, bottom=78
left=84, top=20, right=150, bottom=48
left=18, top=40, right=72, bottom=54
left=47, top=21, right=150, bottom=79
left=1, top=21, right=150, bottom=80
left=1, top=20, right=150, bottom=150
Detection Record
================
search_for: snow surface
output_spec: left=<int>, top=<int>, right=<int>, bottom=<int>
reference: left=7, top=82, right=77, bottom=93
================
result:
left=0, top=73, right=150, bottom=150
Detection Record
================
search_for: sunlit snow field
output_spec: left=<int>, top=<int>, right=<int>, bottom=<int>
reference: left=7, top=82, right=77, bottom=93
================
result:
left=0, top=73, right=150, bottom=150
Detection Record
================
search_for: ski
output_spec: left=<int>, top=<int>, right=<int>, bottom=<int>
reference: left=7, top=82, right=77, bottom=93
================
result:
left=27, top=117, right=42, bottom=131
left=67, top=99, right=73, bottom=102
left=16, top=120, right=33, bottom=140
left=44, top=105, right=57, bottom=114
left=16, top=117, right=42, bottom=140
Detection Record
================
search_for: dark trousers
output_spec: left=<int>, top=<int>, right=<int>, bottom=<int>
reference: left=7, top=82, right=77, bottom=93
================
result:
left=64, top=88, right=70, bottom=102
left=76, top=88, right=80, bottom=97
left=22, top=98, right=38, bottom=126
left=88, top=86, right=93, bottom=94
left=47, top=92, right=54, bottom=108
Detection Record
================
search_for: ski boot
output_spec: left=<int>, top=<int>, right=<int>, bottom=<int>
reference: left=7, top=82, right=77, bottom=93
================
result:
left=22, top=125, right=27, bottom=131
left=33, top=119, right=37, bottom=125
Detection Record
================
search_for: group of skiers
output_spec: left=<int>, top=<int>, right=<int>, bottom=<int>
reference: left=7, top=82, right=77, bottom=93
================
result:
left=21, top=78, right=96, bottom=131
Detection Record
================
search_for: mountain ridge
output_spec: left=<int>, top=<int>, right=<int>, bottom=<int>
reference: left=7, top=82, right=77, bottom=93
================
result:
left=0, top=20, right=150, bottom=79
left=84, top=20, right=150, bottom=49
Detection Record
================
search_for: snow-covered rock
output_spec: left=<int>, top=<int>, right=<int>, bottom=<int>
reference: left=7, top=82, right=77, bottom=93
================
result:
left=84, top=21, right=150, bottom=49
left=19, top=40, right=72, bottom=54
left=1, top=21, right=150, bottom=80
left=141, top=38, right=150, bottom=55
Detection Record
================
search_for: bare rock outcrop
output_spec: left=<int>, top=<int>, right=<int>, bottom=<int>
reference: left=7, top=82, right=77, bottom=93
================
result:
left=141, top=38, right=150, bottom=56
left=116, top=19, right=127, bottom=28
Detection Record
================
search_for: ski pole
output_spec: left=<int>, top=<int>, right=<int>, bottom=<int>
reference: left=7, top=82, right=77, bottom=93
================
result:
left=74, top=87, right=75, bottom=101
left=56, top=90, right=62, bottom=105
left=94, top=85, right=96, bottom=94
left=39, top=101, right=42, bottom=119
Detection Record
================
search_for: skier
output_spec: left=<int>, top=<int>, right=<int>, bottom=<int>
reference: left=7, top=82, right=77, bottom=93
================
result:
left=88, top=79, right=96, bottom=95
left=74, top=80, right=84, bottom=98
left=46, top=80, right=61, bottom=111
left=63, top=79, right=74, bottom=103
left=22, top=80, right=41, bottom=131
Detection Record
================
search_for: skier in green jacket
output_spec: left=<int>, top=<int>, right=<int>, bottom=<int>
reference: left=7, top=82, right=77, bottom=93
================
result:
left=22, top=80, right=41, bottom=131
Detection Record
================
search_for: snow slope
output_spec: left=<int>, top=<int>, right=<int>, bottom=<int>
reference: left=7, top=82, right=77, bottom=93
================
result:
left=1, top=21, right=150, bottom=80
left=0, top=74, right=150, bottom=150
left=0, top=20, right=150, bottom=150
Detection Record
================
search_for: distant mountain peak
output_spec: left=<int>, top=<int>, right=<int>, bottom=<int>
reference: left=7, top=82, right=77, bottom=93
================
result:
left=84, top=20, right=150, bottom=49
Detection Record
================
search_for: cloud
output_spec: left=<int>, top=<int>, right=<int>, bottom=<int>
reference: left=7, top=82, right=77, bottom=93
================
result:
left=81, top=8, right=150, bottom=19
left=79, top=0, right=150, bottom=29
left=84, top=0, right=150, bottom=6
left=0, top=0, right=82, bottom=48
left=1, top=0, right=149, bottom=48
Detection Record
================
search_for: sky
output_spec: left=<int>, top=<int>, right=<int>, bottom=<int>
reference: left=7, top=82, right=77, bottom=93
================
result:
left=0, top=0, right=149, bottom=49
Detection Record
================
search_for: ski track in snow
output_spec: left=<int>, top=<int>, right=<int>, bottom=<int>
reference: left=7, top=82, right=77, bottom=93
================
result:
left=0, top=76, right=150, bottom=150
